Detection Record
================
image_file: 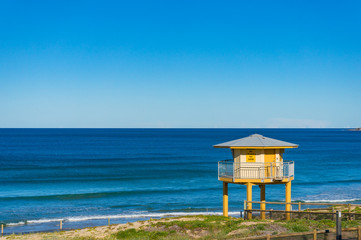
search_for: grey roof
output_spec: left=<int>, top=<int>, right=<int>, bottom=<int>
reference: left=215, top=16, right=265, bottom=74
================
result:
left=214, top=134, right=298, bottom=148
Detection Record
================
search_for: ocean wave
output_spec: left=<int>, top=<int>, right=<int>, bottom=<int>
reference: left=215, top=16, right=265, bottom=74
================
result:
left=6, top=221, right=26, bottom=226
left=0, top=187, right=220, bottom=201
left=0, top=157, right=208, bottom=171
left=0, top=170, right=213, bottom=184
left=6, top=211, right=241, bottom=227
left=294, top=179, right=361, bottom=186
left=300, top=199, right=361, bottom=203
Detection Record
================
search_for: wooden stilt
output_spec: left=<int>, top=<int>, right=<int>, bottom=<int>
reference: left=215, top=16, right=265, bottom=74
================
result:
left=247, top=182, right=253, bottom=220
left=223, top=182, right=228, bottom=217
left=260, top=185, right=266, bottom=220
left=285, top=181, right=291, bottom=220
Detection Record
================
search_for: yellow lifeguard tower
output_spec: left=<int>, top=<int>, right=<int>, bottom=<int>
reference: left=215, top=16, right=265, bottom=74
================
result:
left=214, top=134, right=298, bottom=220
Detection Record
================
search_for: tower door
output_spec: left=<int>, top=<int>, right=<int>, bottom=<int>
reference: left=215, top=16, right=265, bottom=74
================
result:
left=264, top=149, right=276, bottom=177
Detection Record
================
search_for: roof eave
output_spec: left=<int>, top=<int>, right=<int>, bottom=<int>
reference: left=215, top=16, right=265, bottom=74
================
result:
left=213, top=145, right=299, bottom=149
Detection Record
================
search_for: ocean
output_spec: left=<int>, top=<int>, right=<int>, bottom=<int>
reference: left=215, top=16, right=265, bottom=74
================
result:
left=0, top=128, right=360, bottom=234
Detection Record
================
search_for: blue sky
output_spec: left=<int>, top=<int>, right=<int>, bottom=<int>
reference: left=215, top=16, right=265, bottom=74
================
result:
left=1, top=1, right=360, bottom=128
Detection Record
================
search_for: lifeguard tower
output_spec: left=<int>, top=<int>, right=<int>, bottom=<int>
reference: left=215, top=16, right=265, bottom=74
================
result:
left=214, top=134, right=298, bottom=220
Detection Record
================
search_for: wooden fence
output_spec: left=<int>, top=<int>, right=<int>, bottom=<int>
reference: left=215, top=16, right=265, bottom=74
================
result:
left=244, top=200, right=361, bottom=211
left=243, top=226, right=361, bottom=240
left=244, top=200, right=361, bottom=220
left=241, top=200, right=361, bottom=239
left=244, top=209, right=361, bottom=221
left=1, top=218, right=113, bottom=236
left=2, top=201, right=361, bottom=237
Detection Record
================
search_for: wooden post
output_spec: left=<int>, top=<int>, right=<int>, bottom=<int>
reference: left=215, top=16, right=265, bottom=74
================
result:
left=246, top=182, right=253, bottom=220
left=336, top=211, right=341, bottom=240
left=298, top=202, right=301, bottom=212
left=260, top=185, right=266, bottom=220
left=108, top=218, right=110, bottom=226
left=266, top=233, right=271, bottom=240
left=307, top=208, right=310, bottom=220
left=60, top=220, right=62, bottom=230
left=311, top=229, right=317, bottom=240
left=270, top=209, right=273, bottom=219
left=357, top=225, right=361, bottom=240
left=1, top=224, right=3, bottom=237
left=243, top=200, right=247, bottom=220
left=223, top=182, right=228, bottom=217
left=285, top=181, right=291, bottom=220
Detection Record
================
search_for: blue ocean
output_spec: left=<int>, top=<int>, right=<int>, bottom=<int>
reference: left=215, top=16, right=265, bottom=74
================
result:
left=0, top=128, right=360, bottom=234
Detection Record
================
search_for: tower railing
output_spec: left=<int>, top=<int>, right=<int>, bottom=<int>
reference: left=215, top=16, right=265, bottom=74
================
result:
left=218, top=160, right=294, bottom=181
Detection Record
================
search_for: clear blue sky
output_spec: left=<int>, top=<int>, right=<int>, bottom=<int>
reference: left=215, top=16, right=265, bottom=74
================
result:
left=1, top=1, right=360, bottom=128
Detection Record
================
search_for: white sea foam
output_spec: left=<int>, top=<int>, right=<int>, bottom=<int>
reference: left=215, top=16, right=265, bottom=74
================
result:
left=301, top=199, right=361, bottom=203
left=6, top=211, right=241, bottom=227
left=6, top=221, right=26, bottom=226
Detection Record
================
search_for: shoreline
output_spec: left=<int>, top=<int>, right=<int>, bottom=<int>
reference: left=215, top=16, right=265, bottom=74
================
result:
left=0, top=212, right=242, bottom=235
left=2, top=214, right=361, bottom=240
left=3, top=202, right=361, bottom=236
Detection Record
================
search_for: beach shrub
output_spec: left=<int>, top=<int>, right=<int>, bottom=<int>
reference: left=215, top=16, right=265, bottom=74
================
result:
left=284, top=219, right=310, bottom=232
left=353, top=207, right=361, bottom=213
left=316, top=219, right=335, bottom=228
left=253, top=224, right=265, bottom=231
left=342, top=220, right=361, bottom=228
left=113, top=228, right=169, bottom=240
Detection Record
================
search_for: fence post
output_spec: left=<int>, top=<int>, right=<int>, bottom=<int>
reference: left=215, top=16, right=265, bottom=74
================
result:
left=307, top=208, right=310, bottom=220
left=244, top=200, right=247, bottom=220
left=336, top=211, right=341, bottom=240
left=266, top=233, right=271, bottom=240
left=1, top=224, right=3, bottom=236
left=270, top=209, right=273, bottom=219
left=60, top=220, right=62, bottom=230
left=313, top=229, right=317, bottom=240
left=357, top=225, right=361, bottom=240
left=108, top=218, right=110, bottom=226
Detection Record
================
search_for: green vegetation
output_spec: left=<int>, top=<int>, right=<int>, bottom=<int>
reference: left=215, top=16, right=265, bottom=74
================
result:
left=353, top=207, right=361, bottom=213
left=108, top=216, right=361, bottom=240
left=4, top=215, right=361, bottom=240
left=114, top=229, right=171, bottom=240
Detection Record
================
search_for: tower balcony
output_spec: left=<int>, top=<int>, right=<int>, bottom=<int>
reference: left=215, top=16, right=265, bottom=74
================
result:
left=218, top=160, right=294, bottom=183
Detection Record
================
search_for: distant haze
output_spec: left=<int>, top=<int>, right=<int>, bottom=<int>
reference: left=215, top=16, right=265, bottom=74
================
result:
left=1, top=1, right=360, bottom=128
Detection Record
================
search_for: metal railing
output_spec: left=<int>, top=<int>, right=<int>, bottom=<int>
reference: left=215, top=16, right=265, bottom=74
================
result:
left=218, top=160, right=294, bottom=181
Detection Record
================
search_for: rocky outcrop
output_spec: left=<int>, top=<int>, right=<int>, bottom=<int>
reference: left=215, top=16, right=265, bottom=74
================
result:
left=348, top=128, right=361, bottom=131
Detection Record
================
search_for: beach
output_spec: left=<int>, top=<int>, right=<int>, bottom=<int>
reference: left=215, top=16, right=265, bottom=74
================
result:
left=3, top=214, right=361, bottom=240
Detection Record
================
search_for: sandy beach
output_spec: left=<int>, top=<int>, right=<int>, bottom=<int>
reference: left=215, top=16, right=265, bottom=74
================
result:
left=2, top=214, right=361, bottom=240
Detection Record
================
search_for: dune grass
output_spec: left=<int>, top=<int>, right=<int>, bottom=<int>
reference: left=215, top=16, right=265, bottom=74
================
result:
left=4, top=215, right=361, bottom=240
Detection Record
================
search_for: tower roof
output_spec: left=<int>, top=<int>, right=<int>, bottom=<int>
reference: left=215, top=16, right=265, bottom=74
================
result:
left=213, top=134, right=298, bottom=149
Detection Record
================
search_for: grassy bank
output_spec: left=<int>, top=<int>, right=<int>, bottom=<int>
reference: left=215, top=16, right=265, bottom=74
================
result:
left=2, top=215, right=361, bottom=240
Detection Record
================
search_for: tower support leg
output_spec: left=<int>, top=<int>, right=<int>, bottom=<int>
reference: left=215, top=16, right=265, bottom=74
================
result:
left=260, top=185, right=266, bottom=220
left=223, top=182, right=228, bottom=217
left=246, top=183, right=253, bottom=220
left=285, top=181, right=292, bottom=220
